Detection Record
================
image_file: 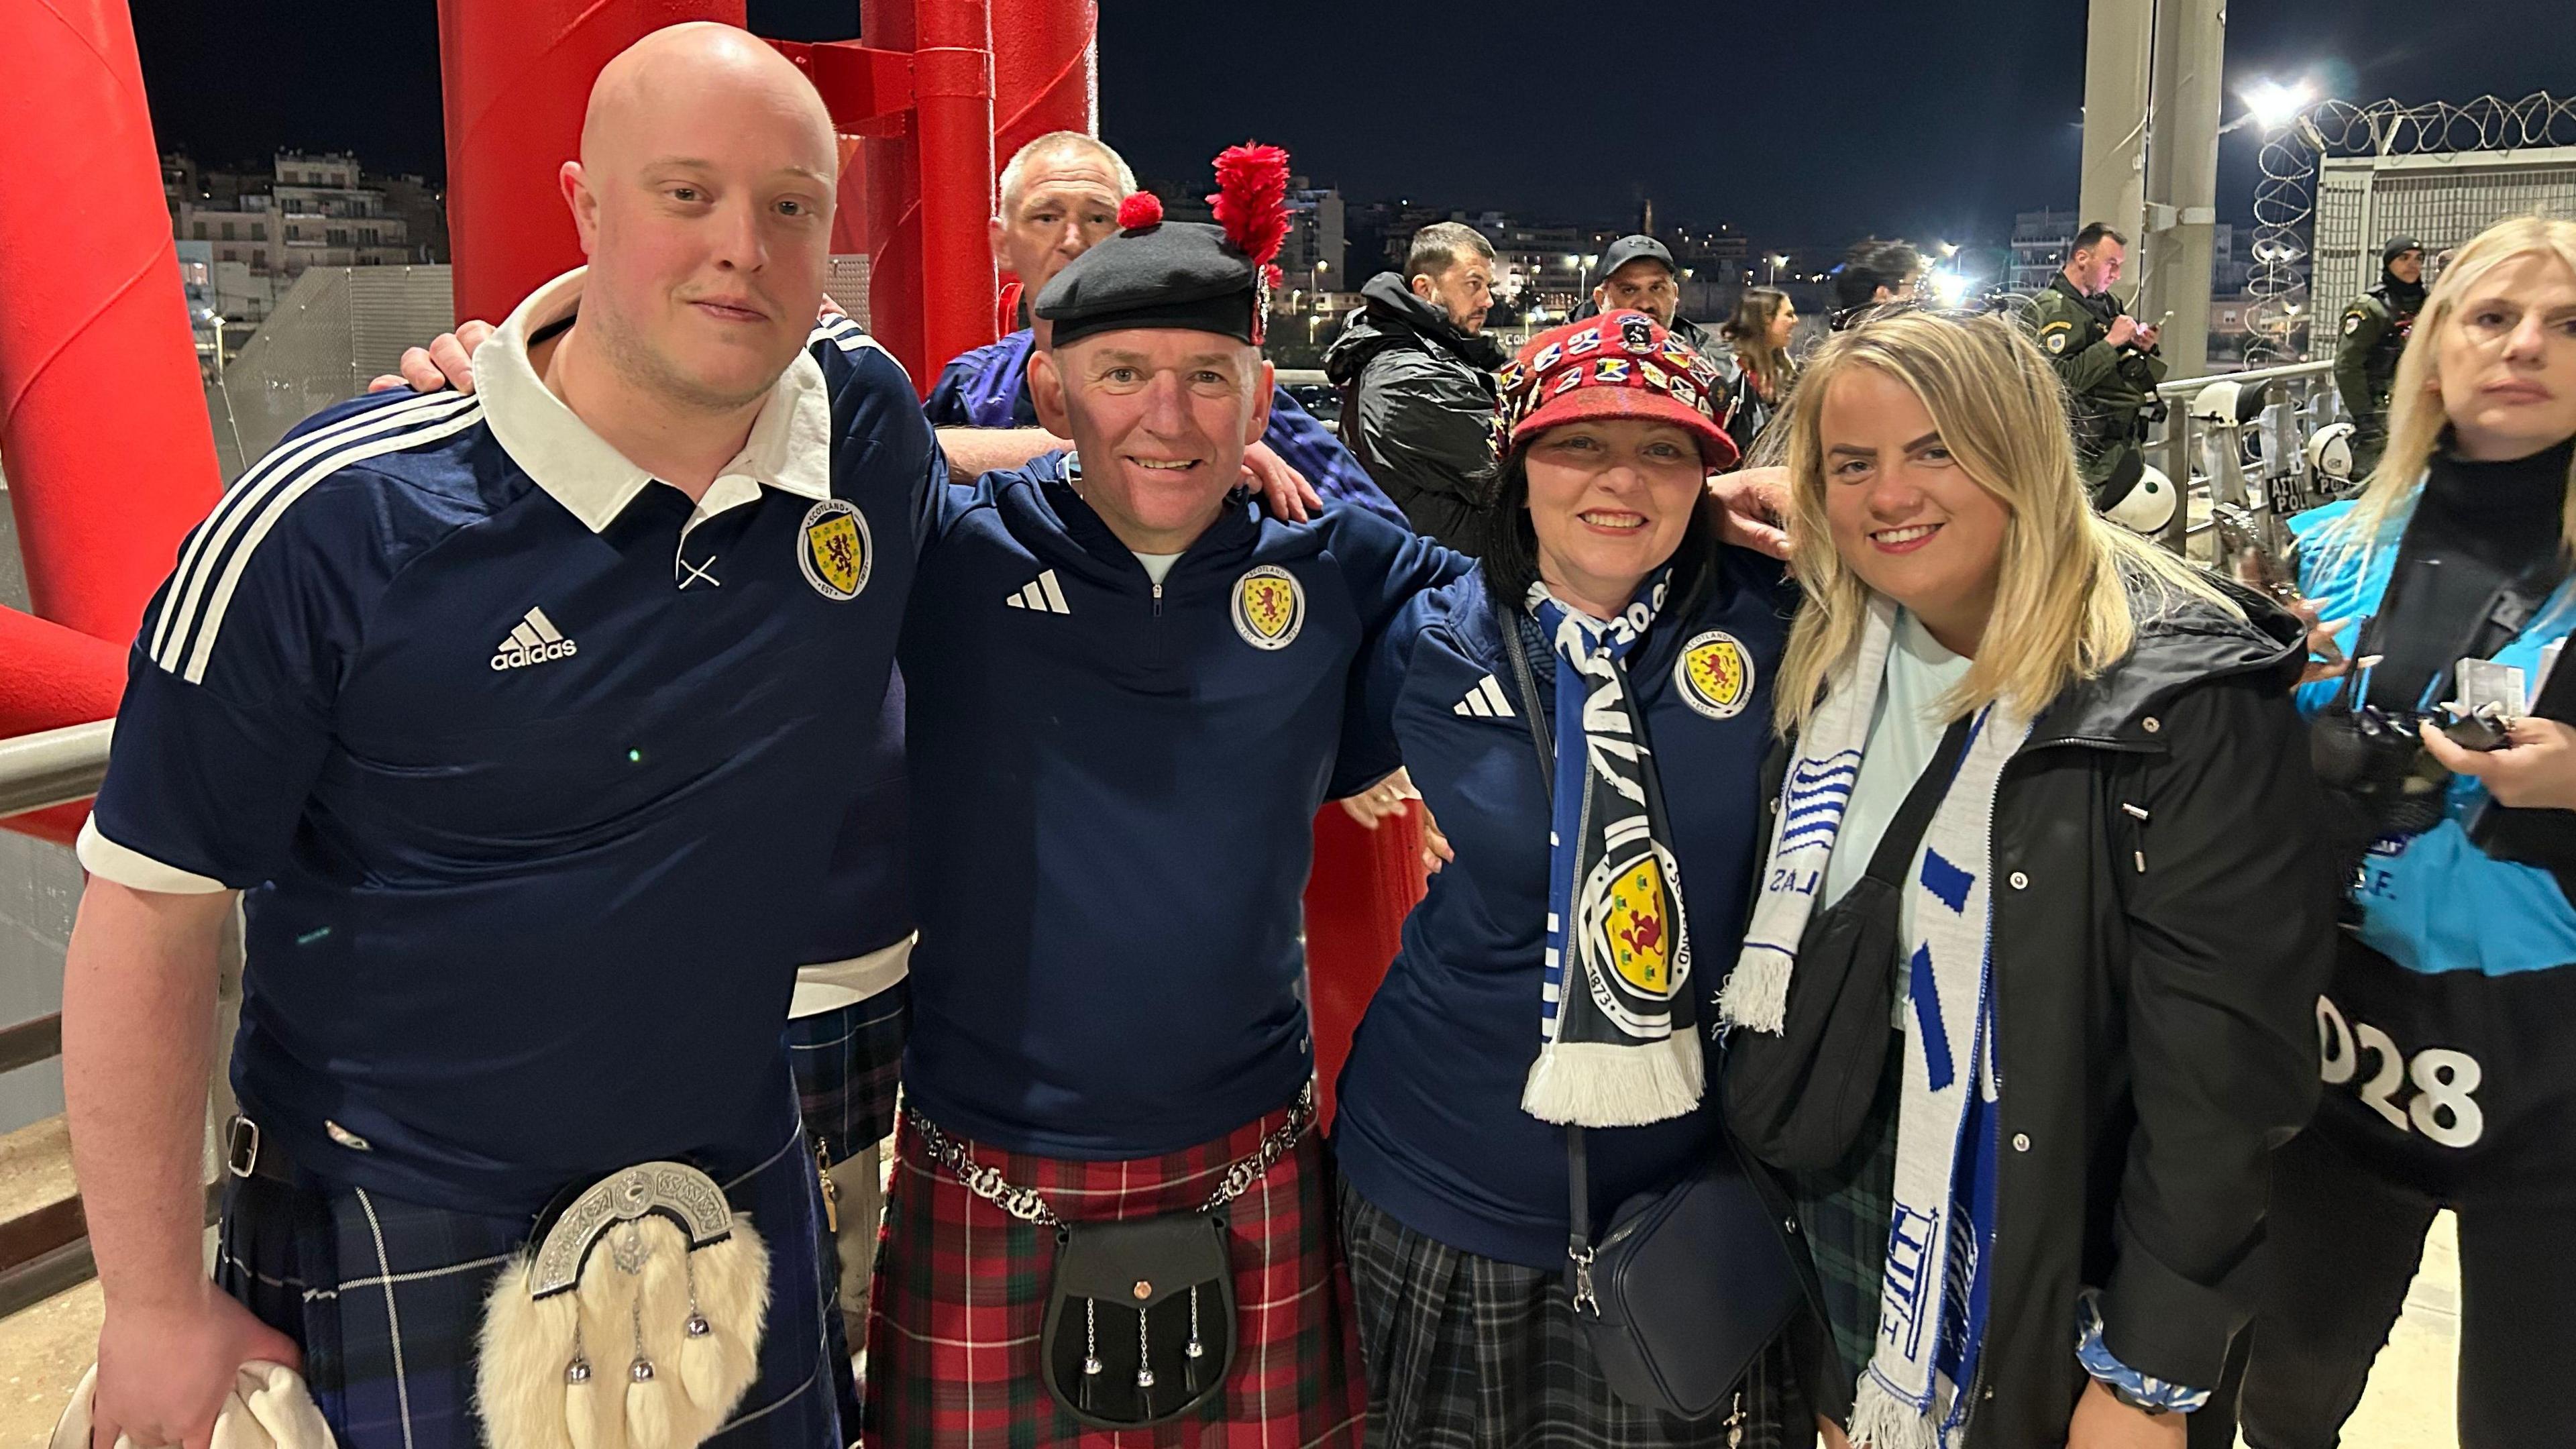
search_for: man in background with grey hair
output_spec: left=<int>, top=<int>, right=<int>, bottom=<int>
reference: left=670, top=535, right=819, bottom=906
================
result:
left=926, top=129, right=1401, bottom=522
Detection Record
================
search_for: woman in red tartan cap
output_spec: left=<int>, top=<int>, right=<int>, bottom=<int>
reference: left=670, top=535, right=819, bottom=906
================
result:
left=1330, top=311, right=1809, bottom=1446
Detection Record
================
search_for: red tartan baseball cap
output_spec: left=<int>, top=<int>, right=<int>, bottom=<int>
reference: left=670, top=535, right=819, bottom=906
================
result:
left=1494, top=310, right=1739, bottom=470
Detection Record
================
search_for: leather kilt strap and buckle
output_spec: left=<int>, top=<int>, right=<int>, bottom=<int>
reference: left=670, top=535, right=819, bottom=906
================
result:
left=910, top=1082, right=1316, bottom=1430
left=225, top=1114, right=297, bottom=1185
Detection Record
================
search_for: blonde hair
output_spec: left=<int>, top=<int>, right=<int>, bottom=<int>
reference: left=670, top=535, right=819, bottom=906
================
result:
left=2323, top=215, right=2576, bottom=559
left=1773, top=309, right=2234, bottom=732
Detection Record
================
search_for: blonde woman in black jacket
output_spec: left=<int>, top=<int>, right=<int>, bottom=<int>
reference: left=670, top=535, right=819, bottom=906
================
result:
left=1719, top=311, right=2337, bottom=1448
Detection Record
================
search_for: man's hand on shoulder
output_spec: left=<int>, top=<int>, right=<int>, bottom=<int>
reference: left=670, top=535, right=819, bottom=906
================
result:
left=1708, top=466, right=1792, bottom=561
left=92, top=1287, right=301, bottom=1449
left=1244, top=441, right=1324, bottom=523
left=369, top=320, right=492, bottom=395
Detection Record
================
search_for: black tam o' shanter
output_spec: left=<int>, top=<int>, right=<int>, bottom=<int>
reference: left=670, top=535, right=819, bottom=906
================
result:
left=1034, top=144, right=1290, bottom=350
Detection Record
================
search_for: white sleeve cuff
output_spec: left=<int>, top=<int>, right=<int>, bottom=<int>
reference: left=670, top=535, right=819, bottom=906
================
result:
left=75, top=816, right=231, bottom=894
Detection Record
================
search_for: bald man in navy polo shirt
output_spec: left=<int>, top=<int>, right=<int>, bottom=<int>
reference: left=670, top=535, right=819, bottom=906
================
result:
left=60, top=26, right=931, bottom=1449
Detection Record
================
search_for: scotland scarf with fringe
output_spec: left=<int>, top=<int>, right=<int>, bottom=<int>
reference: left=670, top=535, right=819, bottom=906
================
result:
left=1719, top=597, right=2028, bottom=1449
left=1521, top=572, right=1704, bottom=1128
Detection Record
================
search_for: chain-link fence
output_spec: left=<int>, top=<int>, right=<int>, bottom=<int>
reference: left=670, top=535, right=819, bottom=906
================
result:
left=2251, top=95, right=2576, bottom=363
left=2314, top=149, right=2576, bottom=306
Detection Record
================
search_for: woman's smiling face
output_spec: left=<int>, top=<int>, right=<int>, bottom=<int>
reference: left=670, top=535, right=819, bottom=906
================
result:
left=1816, top=364, right=2011, bottom=653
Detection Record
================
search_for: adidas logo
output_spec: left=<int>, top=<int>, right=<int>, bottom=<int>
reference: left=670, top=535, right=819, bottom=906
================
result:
left=490, top=607, right=579, bottom=671
left=1004, top=569, right=1072, bottom=614
left=1453, top=674, right=1516, bottom=718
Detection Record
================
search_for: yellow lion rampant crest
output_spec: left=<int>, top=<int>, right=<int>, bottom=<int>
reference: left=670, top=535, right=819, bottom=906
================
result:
left=1232, top=565, right=1305, bottom=650
left=1674, top=629, right=1753, bottom=720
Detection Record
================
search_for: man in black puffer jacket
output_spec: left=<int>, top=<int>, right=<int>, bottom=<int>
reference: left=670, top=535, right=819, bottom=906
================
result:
left=1324, top=221, right=1508, bottom=551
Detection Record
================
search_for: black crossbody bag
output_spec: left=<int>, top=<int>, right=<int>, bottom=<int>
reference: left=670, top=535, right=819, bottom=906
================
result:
left=1499, top=606, right=1805, bottom=1419
left=1721, top=716, right=1973, bottom=1174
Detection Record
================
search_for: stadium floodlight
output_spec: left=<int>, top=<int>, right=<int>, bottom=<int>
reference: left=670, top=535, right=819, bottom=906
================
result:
left=2241, top=78, right=2316, bottom=134
left=1930, top=268, right=1971, bottom=307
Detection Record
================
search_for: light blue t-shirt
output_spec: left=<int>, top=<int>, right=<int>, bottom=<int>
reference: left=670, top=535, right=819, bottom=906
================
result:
left=1822, top=611, right=1976, bottom=945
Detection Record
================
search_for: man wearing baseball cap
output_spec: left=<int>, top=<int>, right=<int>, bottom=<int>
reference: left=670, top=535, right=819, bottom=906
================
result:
left=1580, top=235, right=1745, bottom=450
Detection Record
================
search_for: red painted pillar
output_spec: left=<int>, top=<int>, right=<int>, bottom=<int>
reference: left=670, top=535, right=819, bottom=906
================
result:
left=0, top=0, right=224, bottom=648
left=0, top=0, right=225, bottom=841
left=437, top=0, right=747, bottom=327
left=989, top=0, right=1097, bottom=162
left=910, top=0, right=998, bottom=386
left=858, top=0, right=926, bottom=386
left=0, top=612, right=129, bottom=845
left=1304, top=806, right=1429, bottom=1131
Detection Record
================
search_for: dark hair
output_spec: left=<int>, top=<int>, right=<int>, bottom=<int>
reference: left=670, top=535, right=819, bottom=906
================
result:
left=1722, top=286, right=1796, bottom=398
left=1478, top=439, right=1725, bottom=626
left=1405, top=222, right=1497, bottom=284
left=1832, top=237, right=1923, bottom=309
left=2071, top=222, right=2127, bottom=254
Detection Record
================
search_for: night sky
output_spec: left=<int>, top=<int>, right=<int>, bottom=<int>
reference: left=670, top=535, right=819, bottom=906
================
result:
left=131, top=0, right=2576, bottom=246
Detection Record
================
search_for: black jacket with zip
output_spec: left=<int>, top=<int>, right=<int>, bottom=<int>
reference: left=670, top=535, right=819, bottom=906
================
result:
left=1758, top=576, right=2337, bottom=1445
left=1322, top=272, right=1508, bottom=553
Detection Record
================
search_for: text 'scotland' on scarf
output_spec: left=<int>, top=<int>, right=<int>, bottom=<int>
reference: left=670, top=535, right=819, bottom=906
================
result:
left=1520, top=571, right=1705, bottom=1128
left=1723, top=596, right=2029, bottom=1449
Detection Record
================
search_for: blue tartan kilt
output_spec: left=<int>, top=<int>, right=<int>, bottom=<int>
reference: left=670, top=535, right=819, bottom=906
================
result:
left=786, top=980, right=907, bottom=1167
left=215, top=1117, right=851, bottom=1449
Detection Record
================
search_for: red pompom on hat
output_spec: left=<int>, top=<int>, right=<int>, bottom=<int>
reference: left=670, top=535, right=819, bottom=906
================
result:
left=1117, top=191, right=1165, bottom=231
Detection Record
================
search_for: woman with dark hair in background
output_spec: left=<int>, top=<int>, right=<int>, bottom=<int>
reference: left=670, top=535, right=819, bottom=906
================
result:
left=1333, top=311, right=1802, bottom=1446
left=1721, top=286, right=1801, bottom=451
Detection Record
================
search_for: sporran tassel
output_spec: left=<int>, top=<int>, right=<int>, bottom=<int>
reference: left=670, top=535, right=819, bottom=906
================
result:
left=1079, top=1298, right=1104, bottom=1413
left=677, top=1249, right=727, bottom=1409
left=564, top=1322, right=601, bottom=1449
left=1134, top=1307, right=1157, bottom=1417
left=1184, top=1285, right=1207, bottom=1394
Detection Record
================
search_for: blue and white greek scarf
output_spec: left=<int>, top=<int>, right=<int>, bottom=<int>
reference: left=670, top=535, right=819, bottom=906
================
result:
left=1520, top=571, right=1704, bottom=1128
left=1722, top=596, right=2027, bottom=1448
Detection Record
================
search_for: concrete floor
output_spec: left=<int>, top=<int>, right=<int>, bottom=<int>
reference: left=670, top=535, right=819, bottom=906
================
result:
left=0, top=1103, right=2469, bottom=1448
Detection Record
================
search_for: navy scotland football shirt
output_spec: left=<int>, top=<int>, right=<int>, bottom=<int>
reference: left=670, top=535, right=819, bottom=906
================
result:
left=80, top=270, right=938, bottom=1215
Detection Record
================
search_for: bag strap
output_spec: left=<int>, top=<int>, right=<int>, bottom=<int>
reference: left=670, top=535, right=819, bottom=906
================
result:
left=1489, top=601, right=1606, bottom=1267
left=1860, top=714, right=1977, bottom=888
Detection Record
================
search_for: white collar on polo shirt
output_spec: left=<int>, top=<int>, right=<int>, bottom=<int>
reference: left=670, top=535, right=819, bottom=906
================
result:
left=473, top=267, right=831, bottom=533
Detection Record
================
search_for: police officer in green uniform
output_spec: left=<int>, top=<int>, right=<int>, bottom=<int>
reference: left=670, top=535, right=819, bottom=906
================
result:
left=2333, top=235, right=2426, bottom=477
left=2031, top=221, right=2167, bottom=508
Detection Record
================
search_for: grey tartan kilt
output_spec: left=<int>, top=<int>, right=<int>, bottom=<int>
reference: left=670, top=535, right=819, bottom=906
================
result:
left=1339, top=1177, right=1801, bottom=1449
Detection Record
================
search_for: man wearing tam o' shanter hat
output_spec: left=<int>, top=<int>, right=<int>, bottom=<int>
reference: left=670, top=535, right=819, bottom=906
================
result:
left=924, top=131, right=1407, bottom=528
left=863, top=143, right=1471, bottom=1446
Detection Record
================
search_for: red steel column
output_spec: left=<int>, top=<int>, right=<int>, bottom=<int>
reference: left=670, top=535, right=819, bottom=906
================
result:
left=0, top=0, right=224, bottom=647
left=1305, top=806, right=1428, bottom=1130
left=859, top=0, right=926, bottom=385
left=437, top=0, right=746, bottom=327
left=909, top=0, right=998, bottom=384
left=0, top=0, right=226, bottom=841
left=989, top=0, right=1097, bottom=161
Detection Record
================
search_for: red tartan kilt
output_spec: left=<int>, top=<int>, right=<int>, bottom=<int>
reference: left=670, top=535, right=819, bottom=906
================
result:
left=863, top=1095, right=1364, bottom=1448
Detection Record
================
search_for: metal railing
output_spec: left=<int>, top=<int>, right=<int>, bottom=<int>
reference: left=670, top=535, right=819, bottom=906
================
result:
left=0, top=720, right=132, bottom=1320
left=0, top=720, right=112, bottom=819
left=2149, top=359, right=2346, bottom=564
